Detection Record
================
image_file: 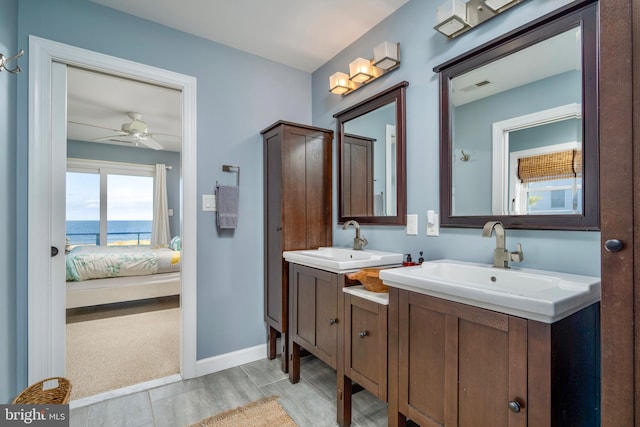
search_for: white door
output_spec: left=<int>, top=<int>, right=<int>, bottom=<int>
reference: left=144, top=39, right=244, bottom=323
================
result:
left=28, top=36, right=198, bottom=384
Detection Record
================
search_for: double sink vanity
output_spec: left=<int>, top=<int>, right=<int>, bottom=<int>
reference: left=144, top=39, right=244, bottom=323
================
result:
left=283, top=239, right=601, bottom=427
left=264, top=2, right=603, bottom=426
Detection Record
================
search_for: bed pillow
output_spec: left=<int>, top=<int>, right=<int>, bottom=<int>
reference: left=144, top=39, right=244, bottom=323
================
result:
left=169, top=236, right=181, bottom=251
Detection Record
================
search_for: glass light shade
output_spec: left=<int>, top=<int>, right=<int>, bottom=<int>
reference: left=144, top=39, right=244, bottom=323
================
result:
left=373, top=41, right=400, bottom=70
left=435, top=0, right=469, bottom=37
left=349, top=58, right=374, bottom=83
left=484, top=0, right=517, bottom=11
left=329, top=72, right=353, bottom=95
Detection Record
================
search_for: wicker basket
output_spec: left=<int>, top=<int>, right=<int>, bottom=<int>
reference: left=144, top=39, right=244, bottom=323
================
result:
left=12, top=377, right=72, bottom=405
left=347, top=267, right=389, bottom=293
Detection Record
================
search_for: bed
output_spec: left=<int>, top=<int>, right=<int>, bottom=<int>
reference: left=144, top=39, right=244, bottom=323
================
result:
left=66, top=244, right=181, bottom=308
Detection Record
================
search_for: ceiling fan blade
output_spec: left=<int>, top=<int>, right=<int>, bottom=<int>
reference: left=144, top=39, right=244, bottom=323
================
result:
left=93, top=133, right=127, bottom=142
left=68, top=120, right=121, bottom=133
left=138, top=135, right=164, bottom=150
left=150, top=132, right=181, bottom=140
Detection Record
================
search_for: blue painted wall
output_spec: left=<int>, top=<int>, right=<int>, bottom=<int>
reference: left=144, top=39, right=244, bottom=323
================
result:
left=13, top=0, right=311, bottom=394
left=67, top=140, right=182, bottom=237
left=312, top=0, right=599, bottom=275
left=0, top=0, right=18, bottom=405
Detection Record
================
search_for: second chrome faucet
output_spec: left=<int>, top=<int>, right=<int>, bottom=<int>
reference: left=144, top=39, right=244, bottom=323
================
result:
left=342, top=220, right=368, bottom=250
left=481, top=220, right=524, bottom=268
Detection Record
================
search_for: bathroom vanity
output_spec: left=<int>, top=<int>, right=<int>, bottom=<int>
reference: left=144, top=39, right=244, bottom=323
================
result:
left=283, top=246, right=402, bottom=425
left=381, top=261, right=601, bottom=427
left=283, top=247, right=401, bottom=379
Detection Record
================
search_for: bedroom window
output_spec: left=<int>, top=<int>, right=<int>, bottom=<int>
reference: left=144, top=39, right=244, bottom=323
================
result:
left=66, top=158, right=155, bottom=247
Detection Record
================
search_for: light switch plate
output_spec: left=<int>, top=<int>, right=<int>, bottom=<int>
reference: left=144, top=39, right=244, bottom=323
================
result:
left=427, top=210, right=440, bottom=236
left=406, top=214, right=418, bottom=235
left=202, top=194, right=216, bottom=211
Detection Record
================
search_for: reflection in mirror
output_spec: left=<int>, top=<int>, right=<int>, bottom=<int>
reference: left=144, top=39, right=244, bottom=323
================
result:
left=335, top=81, right=408, bottom=225
left=343, top=102, right=396, bottom=216
left=436, top=2, right=598, bottom=230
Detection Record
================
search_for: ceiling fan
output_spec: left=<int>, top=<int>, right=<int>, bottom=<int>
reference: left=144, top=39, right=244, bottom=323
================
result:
left=69, top=112, right=178, bottom=150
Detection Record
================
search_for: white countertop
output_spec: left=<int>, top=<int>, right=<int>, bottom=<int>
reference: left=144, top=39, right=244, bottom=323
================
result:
left=343, top=285, right=389, bottom=305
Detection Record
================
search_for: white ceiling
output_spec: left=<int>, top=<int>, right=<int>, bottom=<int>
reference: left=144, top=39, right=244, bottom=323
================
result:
left=452, top=27, right=581, bottom=106
left=90, top=0, right=410, bottom=73
left=66, top=66, right=183, bottom=152
left=68, top=0, right=410, bottom=152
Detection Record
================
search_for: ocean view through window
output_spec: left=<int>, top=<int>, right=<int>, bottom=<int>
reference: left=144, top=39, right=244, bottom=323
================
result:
left=66, top=159, right=154, bottom=247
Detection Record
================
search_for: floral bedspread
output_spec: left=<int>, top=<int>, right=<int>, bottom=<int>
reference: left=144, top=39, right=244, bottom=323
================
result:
left=66, top=245, right=181, bottom=282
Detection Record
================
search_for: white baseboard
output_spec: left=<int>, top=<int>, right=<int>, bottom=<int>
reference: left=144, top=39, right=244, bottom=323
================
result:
left=195, top=344, right=267, bottom=377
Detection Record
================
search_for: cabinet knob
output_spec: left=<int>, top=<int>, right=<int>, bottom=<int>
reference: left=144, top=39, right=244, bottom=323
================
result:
left=329, top=318, right=337, bottom=325
left=508, top=400, right=521, bottom=413
left=604, top=239, right=624, bottom=252
left=275, top=226, right=282, bottom=231
left=359, top=330, right=368, bottom=338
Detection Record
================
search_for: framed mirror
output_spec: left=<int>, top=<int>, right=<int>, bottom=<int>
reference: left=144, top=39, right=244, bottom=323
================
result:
left=434, top=1, right=598, bottom=230
left=334, top=81, right=408, bottom=225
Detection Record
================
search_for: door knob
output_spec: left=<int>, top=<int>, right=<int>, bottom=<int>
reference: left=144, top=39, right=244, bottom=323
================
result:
left=51, top=246, right=59, bottom=257
left=604, top=239, right=624, bottom=252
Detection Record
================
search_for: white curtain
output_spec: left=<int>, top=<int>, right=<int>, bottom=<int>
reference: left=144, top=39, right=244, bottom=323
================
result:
left=151, top=164, right=171, bottom=246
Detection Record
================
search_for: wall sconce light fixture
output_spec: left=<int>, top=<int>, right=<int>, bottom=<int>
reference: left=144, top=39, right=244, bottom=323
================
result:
left=329, top=41, right=400, bottom=96
left=434, top=0, right=523, bottom=38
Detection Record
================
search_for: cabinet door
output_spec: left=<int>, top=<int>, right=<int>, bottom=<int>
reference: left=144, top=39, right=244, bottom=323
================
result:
left=290, top=264, right=339, bottom=368
left=264, top=134, right=284, bottom=328
left=398, top=291, right=527, bottom=427
left=345, top=294, right=388, bottom=401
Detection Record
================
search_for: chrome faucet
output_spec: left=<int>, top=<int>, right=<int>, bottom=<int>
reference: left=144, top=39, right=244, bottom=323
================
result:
left=481, top=221, right=524, bottom=268
left=342, top=220, right=368, bottom=250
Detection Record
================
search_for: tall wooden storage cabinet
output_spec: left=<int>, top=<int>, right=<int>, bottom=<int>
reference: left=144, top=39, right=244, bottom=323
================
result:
left=261, top=121, right=333, bottom=372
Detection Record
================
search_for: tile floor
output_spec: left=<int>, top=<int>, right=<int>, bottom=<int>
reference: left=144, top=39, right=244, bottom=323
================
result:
left=69, top=355, right=390, bottom=427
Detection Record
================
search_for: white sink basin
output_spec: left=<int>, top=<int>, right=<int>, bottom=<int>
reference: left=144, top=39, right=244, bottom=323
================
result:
left=379, top=259, right=600, bottom=323
left=283, top=247, right=403, bottom=273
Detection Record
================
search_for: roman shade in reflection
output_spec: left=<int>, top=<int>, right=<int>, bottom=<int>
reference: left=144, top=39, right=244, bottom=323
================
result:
left=517, top=149, right=582, bottom=183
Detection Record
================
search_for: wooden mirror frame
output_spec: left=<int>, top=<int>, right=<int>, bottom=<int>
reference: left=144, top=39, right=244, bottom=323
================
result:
left=334, top=81, right=408, bottom=225
left=434, top=1, right=599, bottom=230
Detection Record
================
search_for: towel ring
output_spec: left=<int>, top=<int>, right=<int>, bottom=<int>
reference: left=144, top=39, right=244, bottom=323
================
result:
left=221, top=164, right=240, bottom=186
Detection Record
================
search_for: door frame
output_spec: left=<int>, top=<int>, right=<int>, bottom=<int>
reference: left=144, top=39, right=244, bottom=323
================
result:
left=27, top=36, right=198, bottom=384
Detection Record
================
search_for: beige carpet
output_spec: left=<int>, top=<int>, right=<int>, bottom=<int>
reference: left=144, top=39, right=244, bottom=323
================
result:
left=66, top=298, right=179, bottom=399
left=187, top=396, right=297, bottom=427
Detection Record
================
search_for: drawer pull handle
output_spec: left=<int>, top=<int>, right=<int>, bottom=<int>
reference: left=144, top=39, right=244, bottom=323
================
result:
left=329, top=318, right=337, bottom=325
left=359, top=330, right=368, bottom=338
left=508, top=400, right=521, bottom=413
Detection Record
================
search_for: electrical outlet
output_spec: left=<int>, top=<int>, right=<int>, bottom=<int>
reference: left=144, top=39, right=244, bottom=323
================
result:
left=406, top=214, right=418, bottom=235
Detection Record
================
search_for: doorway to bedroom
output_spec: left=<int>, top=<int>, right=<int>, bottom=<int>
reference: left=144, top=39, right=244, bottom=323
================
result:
left=64, top=66, right=183, bottom=400
left=27, top=36, right=198, bottom=403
